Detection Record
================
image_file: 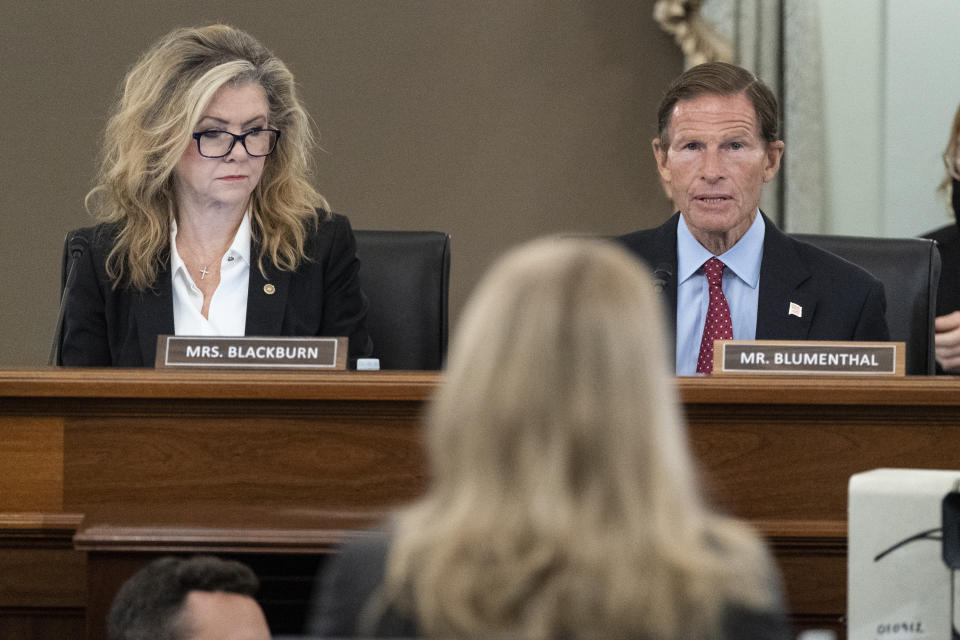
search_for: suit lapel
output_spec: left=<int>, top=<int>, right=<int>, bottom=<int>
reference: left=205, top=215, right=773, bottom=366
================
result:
left=756, top=215, right=816, bottom=339
left=645, top=214, right=680, bottom=364
left=135, top=261, right=175, bottom=365
left=245, top=246, right=291, bottom=336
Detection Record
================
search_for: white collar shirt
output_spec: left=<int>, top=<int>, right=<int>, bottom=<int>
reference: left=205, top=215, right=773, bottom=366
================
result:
left=674, top=211, right=765, bottom=375
left=170, top=213, right=251, bottom=336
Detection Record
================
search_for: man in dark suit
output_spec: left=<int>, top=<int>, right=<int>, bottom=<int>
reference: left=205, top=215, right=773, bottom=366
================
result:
left=618, top=62, right=888, bottom=374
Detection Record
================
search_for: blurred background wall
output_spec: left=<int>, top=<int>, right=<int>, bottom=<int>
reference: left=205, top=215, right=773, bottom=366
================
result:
left=818, top=0, right=960, bottom=238
left=0, top=0, right=680, bottom=365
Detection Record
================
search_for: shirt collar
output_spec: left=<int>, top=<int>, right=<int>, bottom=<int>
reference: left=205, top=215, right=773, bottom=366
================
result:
left=170, top=211, right=252, bottom=276
left=676, top=210, right=765, bottom=288
left=227, top=212, right=252, bottom=266
left=170, top=217, right=186, bottom=278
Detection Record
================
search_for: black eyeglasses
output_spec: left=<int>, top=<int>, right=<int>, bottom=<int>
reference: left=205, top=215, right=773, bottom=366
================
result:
left=191, top=128, right=281, bottom=158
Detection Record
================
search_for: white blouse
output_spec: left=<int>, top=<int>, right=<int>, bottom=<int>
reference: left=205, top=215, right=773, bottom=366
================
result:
left=170, top=214, right=251, bottom=336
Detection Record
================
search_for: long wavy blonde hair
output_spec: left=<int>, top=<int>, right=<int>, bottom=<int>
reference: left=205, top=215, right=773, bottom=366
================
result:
left=86, top=24, right=328, bottom=290
left=380, top=237, right=780, bottom=640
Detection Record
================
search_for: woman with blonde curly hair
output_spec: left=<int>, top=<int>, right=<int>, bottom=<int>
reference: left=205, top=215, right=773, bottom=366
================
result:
left=58, top=24, right=371, bottom=366
left=309, top=237, right=789, bottom=640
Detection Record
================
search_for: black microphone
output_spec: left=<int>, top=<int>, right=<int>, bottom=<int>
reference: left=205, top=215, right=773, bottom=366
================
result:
left=652, top=263, right=672, bottom=293
left=48, top=233, right=89, bottom=366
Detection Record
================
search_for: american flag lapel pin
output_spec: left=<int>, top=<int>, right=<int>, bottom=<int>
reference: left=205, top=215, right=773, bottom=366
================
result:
left=788, top=302, right=803, bottom=318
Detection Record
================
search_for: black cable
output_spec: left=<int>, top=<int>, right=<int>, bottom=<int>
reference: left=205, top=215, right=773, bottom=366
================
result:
left=873, top=527, right=942, bottom=562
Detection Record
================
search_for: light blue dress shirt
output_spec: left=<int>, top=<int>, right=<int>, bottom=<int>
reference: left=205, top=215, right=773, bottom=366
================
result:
left=675, top=212, right=765, bottom=375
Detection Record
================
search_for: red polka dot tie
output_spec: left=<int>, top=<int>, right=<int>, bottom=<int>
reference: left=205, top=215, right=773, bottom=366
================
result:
left=696, top=257, right=733, bottom=375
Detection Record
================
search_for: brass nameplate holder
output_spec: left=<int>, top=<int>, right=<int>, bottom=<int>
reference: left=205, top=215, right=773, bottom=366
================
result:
left=155, top=335, right=347, bottom=371
left=713, top=340, right=905, bottom=376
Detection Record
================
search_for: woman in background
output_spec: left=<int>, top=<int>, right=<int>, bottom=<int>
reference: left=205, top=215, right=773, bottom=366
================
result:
left=59, top=24, right=371, bottom=366
left=309, top=237, right=789, bottom=640
left=925, top=104, right=960, bottom=373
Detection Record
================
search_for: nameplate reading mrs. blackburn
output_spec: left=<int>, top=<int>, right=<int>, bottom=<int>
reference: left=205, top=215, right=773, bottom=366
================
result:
left=155, top=336, right=347, bottom=371
left=713, top=340, right=904, bottom=376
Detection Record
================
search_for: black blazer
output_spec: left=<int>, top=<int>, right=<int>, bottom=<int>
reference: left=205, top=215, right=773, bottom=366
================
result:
left=617, top=212, right=890, bottom=367
left=59, top=212, right=373, bottom=367
left=307, top=531, right=792, bottom=640
left=924, top=178, right=960, bottom=319
left=924, top=222, right=960, bottom=318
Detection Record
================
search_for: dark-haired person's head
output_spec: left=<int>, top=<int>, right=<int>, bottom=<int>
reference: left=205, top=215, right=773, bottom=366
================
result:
left=107, top=555, right=270, bottom=640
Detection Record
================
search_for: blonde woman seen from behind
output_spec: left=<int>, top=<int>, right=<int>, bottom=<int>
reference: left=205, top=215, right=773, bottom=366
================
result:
left=309, top=237, right=790, bottom=640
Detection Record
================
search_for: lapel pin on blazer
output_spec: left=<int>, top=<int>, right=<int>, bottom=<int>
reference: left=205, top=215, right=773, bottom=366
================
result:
left=788, top=302, right=803, bottom=318
left=263, top=284, right=276, bottom=295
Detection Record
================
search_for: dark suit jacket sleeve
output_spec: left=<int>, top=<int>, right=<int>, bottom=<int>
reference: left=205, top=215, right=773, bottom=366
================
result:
left=853, top=277, right=890, bottom=341
left=307, top=531, right=417, bottom=638
left=924, top=223, right=960, bottom=317
left=718, top=540, right=792, bottom=640
left=307, top=538, right=376, bottom=637
left=60, top=227, right=113, bottom=366
left=316, top=213, right=373, bottom=358
left=721, top=601, right=792, bottom=640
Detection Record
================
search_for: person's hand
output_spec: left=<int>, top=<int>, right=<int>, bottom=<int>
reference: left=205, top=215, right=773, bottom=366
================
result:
left=935, top=311, right=960, bottom=372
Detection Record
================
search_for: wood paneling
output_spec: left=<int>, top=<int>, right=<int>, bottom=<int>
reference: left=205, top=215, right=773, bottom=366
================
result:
left=688, top=404, right=960, bottom=521
left=5, top=370, right=960, bottom=639
left=759, top=520, right=847, bottom=634
left=0, top=513, right=84, bottom=609
left=0, top=513, right=85, bottom=640
left=0, top=418, right=63, bottom=511
left=0, top=547, right=84, bottom=608
left=64, top=410, right=425, bottom=510
left=0, top=611, right=85, bottom=640
left=676, top=376, right=960, bottom=523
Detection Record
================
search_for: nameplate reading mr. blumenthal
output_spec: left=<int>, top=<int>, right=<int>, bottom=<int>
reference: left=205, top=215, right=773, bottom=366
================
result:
left=713, top=340, right=904, bottom=376
left=155, top=336, right=347, bottom=371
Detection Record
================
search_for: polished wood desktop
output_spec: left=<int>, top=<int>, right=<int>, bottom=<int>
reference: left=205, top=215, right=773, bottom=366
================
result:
left=3, top=369, right=960, bottom=639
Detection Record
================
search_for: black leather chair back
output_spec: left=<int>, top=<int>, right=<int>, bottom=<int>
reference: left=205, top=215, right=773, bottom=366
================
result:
left=793, top=234, right=941, bottom=375
left=354, top=230, right=450, bottom=370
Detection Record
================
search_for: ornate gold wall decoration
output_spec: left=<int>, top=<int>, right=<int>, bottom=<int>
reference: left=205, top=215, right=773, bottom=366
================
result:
left=653, top=0, right=733, bottom=65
